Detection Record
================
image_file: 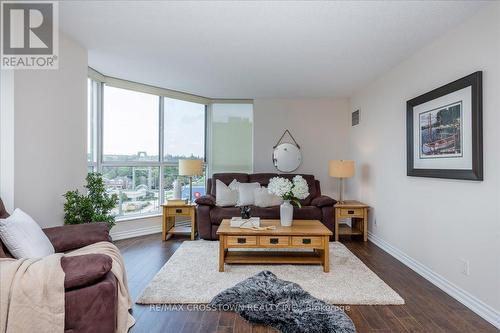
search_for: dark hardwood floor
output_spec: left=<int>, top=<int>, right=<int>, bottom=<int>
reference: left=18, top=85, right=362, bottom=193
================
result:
left=116, top=234, right=497, bottom=333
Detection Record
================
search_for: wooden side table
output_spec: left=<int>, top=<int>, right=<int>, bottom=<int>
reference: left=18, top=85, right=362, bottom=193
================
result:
left=161, top=203, right=196, bottom=241
left=334, top=200, right=369, bottom=242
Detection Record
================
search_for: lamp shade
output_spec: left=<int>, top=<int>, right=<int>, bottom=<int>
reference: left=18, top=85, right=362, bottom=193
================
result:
left=329, top=160, right=355, bottom=178
left=178, top=159, right=203, bottom=176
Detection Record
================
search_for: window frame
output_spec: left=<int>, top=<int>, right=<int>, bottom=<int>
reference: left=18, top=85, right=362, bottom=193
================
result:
left=88, top=69, right=253, bottom=221
left=88, top=78, right=208, bottom=221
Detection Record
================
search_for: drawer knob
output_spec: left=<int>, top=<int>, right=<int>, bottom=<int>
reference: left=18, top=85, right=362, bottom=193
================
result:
left=270, top=238, right=279, bottom=244
left=302, top=238, right=311, bottom=244
left=348, top=210, right=355, bottom=214
left=176, top=209, right=182, bottom=213
left=237, top=238, right=247, bottom=244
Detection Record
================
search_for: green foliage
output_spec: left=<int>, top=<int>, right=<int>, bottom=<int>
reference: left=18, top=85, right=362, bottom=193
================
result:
left=281, top=194, right=302, bottom=208
left=63, top=172, right=118, bottom=229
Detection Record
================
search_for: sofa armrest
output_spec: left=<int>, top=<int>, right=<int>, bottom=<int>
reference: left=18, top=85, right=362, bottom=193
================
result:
left=43, top=222, right=111, bottom=253
left=311, top=195, right=336, bottom=208
left=195, top=194, right=216, bottom=207
left=61, top=254, right=112, bottom=290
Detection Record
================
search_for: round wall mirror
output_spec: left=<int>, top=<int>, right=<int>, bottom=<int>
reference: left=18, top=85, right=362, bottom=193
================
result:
left=273, top=143, right=302, bottom=172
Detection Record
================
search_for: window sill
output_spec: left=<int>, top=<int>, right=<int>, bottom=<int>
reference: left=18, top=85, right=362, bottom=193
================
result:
left=116, top=213, right=162, bottom=223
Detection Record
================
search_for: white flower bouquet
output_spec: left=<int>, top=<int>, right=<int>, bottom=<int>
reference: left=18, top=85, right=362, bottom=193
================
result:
left=267, top=175, right=309, bottom=207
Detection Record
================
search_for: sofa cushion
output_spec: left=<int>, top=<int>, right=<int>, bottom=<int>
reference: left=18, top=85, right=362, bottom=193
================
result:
left=210, top=205, right=322, bottom=225
left=210, top=206, right=282, bottom=226
left=43, top=223, right=111, bottom=253
left=0, top=199, right=12, bottom=258
left=248, top=173, right=278, bottom=187
left=280, top=174, right=317, bottom=206
left=250, top=206, right=280, bottom=219
left=254, top=187, right=283, bottom=207
left=0, top=199, right=9, bottom=219
left=292, top=206, right=322, bottom=220
left=210, top=206, right=242, bottom=225
left=211, top=173, right=249, bottom=196
left=311, top=195, right=336, bottom=208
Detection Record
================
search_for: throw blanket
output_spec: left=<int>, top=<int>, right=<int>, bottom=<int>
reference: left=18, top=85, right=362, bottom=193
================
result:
left=0, top=254, right=65, bottom=333
left=66, top=241, right=135, bottom=332
left=0, top=242, right=134, bottom=333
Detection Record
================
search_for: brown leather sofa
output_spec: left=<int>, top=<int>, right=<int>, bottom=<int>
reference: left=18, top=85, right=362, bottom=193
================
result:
left=195, top=173, right=336, bottom=240
left=0, top=199, right=118, bottom=333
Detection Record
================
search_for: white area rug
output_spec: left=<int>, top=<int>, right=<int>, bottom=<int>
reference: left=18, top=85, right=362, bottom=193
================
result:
left=137, top=240, right=404, bottom=305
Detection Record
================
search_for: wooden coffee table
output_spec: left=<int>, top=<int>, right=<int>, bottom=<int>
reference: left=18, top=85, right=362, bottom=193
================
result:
left=217, top=219, right=332, bottom=272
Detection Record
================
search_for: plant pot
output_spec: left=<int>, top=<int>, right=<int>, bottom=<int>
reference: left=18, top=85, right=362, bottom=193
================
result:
left=280, top=200, right=293, bottom=226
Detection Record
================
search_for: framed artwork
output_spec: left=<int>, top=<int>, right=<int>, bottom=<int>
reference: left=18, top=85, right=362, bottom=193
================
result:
left=406, top=71, right=483, bottom=180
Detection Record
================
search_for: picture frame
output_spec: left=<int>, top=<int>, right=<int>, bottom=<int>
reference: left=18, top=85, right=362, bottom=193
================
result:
left=406, top=71, right=483, bottom=181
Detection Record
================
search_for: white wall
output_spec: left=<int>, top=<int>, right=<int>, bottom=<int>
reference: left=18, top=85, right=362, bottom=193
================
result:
left=0, top=70, right=15, bottom=212
left=11, top=33, right=88, bottom=228
left=348, top=2, right=500, bottom=324
left=253, top=98, right=350, bottom=198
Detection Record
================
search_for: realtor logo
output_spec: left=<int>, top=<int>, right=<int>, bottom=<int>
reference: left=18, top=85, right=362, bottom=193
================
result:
left=1, top=1, right=58, bottom=69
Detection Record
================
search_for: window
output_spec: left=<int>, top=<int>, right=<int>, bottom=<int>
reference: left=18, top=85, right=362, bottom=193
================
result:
left=163, top=97, right=207, bottom=200
left=164, top=97, right=205, bottom=162
left=211, top=103, right=253, bottom=173
left=88, top=74, right=253, bottom=220
left=102, top=166, right=160, bottom=217
left=103, top=86, right=159, bottom=161
left=87, top=83, right=208, bottom=219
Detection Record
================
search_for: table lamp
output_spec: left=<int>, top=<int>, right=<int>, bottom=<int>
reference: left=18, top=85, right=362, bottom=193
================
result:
left=329, top=160, right=355, bottom=203
left=178, top=159, right=203, bottom=203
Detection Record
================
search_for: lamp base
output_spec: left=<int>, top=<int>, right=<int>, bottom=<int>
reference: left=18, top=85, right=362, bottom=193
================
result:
left=338, top=177, right=345, bottom=204
left=188, top=176, right=193, bottom=204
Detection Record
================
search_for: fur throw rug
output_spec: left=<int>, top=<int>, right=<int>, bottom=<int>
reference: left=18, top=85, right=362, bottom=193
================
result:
left=209, top=271, right=356, bottom=333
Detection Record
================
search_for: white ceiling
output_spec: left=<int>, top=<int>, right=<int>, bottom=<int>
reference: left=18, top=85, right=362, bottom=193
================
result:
left=60, top=1, right=487, bottom=99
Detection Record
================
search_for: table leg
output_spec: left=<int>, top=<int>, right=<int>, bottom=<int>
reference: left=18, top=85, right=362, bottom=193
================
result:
left=162, top=213, right=167, bottom=241
left=190, top=209, right=196, bottom=241
left=323, top=235, right=330, bottom=272
left=219, top=236, right=225, bottom=272
left=335, top=210, right=340, bottom=242
left=363, top=208, right=368, bottom=242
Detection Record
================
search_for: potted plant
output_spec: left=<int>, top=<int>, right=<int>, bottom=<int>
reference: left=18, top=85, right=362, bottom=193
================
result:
left=63, top=172, right=118, bottom=229
left=268, top=175, right=309, bottom=226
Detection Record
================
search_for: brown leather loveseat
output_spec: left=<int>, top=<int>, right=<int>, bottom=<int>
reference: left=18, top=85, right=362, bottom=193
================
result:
left=0, top=199, right=118, bottom=333
left=195, top=173, right=336, bottom=240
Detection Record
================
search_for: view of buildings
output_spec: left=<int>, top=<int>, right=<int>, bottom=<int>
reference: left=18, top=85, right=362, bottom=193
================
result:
left=100, top=155, right=206, bottom=217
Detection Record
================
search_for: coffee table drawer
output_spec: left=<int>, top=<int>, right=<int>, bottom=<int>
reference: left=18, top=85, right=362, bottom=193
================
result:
left=259, top=236, right=289, bottom=246
left=226, top=236, right=257, bottom=246
left=291, top=236, right=323, bottom=247
left=338, top=208, right=364, bottom=217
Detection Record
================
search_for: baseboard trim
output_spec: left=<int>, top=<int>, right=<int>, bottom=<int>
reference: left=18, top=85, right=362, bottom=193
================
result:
left=368, top=232, right=500, bottom=329
left=111, top=225, right=162, bottom=241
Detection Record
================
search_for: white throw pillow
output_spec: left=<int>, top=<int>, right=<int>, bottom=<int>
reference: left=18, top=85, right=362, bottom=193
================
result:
left=215, top=179, right=239, bottom=206
left=228, top=179, right=239, bottom=191
left=236, top=182, right=261, bottom=206
left=0, top=209, right=55, bottom=258
left=254, top=186, right=284, bottom=207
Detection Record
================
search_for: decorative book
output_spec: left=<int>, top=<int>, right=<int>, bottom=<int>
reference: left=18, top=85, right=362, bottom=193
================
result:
left=230, top=217, right=260, bottom=228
